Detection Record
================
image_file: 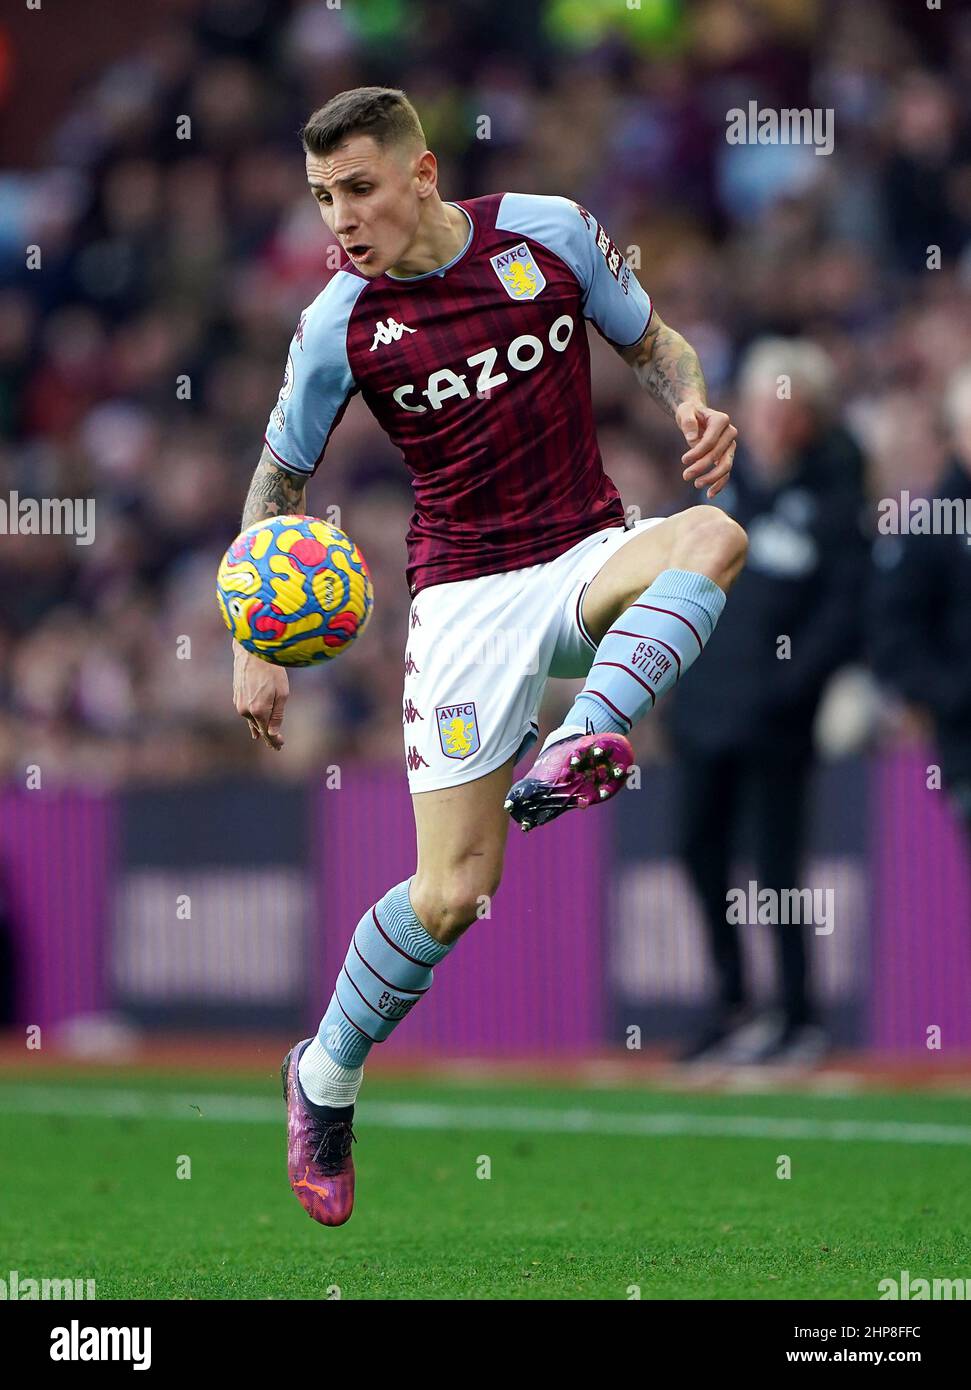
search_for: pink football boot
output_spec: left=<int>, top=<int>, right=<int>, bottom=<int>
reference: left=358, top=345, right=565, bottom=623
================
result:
left=282, top=1040, right=356, bottom=1226
left=504, top=729, right=634, bottom=832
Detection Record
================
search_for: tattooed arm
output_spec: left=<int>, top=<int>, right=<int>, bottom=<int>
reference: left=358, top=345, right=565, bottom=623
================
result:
left=232, top=446, right=309, bottom=751
left=241, top=445, right=309, bottom=528
left=620, top=310, right=737, bottom=499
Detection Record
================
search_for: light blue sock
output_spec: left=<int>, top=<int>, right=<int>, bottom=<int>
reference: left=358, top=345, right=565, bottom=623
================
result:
left=566, top=568, right=726, bottom=734
left=299, top=878, right=451, bottom=1105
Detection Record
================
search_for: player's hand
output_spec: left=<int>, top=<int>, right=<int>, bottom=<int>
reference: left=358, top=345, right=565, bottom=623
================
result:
left=233, top=640, right=289, bottom=750
left=677, top=402, right=738, bottom=499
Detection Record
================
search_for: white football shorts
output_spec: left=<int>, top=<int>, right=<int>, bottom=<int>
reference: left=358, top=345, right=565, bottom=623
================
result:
left=402, top=516, right=665, bottom=793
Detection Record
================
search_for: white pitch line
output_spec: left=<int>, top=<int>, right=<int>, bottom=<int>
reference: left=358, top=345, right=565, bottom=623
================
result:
left=0, top=1085, right=969, bottom=1146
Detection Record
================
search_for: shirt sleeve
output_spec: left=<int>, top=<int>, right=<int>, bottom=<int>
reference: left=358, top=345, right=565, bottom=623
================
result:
left=495, top=192, right=653, bottom=349
left=263, top=271, right=366, bottom=476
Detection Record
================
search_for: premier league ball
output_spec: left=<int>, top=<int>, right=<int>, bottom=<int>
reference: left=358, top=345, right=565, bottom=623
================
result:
left=216, top=515, right=374, bottom=666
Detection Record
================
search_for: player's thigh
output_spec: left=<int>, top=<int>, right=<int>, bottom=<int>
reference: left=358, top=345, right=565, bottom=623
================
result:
left=410, top=756, right=515, bottom=935
left=581, top=506, right=745, bottom=643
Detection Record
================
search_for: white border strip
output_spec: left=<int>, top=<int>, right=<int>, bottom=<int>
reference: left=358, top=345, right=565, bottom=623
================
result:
left=0, top=1086, right=969, bottom=1146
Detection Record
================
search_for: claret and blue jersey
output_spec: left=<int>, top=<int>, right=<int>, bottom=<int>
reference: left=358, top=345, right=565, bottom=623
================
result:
left=263, top=192, right=654, bottom=597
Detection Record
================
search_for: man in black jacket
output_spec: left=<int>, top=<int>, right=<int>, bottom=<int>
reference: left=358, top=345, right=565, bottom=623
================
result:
left=869, top=365, right=971, bottom=836
left=668, top=338, right=868, bottom=1065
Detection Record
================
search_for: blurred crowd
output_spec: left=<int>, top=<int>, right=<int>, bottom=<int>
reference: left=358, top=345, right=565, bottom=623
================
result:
left=2, top=0, right=971, bottom=785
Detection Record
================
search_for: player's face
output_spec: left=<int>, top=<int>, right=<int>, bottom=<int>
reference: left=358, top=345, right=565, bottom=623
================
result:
left=306, top=135, right=424, bottom=277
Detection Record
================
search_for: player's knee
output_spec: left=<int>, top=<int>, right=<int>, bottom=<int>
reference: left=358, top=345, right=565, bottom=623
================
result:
left=676, top=506, right=747, bottom=582
left=679, top=503, right=746, bottom=554
left=721, top=513, right=748, bottom=569
left=411, top=865, right=502, bottom=942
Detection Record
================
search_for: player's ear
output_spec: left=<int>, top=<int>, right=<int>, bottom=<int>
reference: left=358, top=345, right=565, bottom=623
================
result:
left=413, top=147, right=438, bottom=198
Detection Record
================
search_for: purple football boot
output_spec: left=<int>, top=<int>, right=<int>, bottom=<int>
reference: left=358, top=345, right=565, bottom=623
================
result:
left=282, top=1039, right=356, bottom=1226
left=504, top=729, right=634, bottom=832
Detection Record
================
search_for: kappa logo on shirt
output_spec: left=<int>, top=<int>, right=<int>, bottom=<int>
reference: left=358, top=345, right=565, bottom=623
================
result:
left=370, top=317, right=418, bottom=351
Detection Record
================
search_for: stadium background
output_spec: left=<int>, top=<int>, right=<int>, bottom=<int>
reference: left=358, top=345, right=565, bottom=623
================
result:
left=0, top=0, right=970, bottom=1066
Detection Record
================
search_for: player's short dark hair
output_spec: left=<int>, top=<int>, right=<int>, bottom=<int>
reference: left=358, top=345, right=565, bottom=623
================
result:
left=301, top=87, right=426, bottom=158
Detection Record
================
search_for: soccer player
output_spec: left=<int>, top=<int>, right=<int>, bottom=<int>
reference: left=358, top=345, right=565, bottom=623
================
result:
left=232, top=87, right=746, bottom=1225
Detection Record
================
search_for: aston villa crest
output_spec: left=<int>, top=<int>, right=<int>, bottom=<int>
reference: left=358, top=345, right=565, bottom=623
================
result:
left=489, top=242, right=546, bottom=301
left=436, top=702, right=480, bottom=760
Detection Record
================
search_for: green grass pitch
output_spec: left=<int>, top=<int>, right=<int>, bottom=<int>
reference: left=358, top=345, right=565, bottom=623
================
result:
left=1, top=1068, right=969, bottom=1300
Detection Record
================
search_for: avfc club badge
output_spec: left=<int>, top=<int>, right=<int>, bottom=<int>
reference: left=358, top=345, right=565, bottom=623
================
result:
left=436, top=702, right=480, bottom=760
left=490, top=243, right=546, bottom=301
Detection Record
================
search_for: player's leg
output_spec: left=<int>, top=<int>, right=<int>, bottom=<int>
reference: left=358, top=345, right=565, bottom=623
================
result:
left=283, top=761, right=513, bottom=1227
left=569, top=504, right=745, bottom=740
left=580, top=504, right=747, bottom=645
left=409, top=756, right=515, bottom=941
left=284, top=557, right=551, bottom=1225
left=299, top=757, right=511, bottom=1105
left=506, top=506, right=747, bottom=831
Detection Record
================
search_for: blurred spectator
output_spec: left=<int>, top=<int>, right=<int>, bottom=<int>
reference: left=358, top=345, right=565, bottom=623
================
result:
left=869, top=363, right=971, bottom=836
left=667, top=338, right=869, bottom=1066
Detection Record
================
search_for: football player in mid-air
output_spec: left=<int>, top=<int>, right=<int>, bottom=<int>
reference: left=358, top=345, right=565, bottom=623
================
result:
left=232, top=87, right=746, bottom=1225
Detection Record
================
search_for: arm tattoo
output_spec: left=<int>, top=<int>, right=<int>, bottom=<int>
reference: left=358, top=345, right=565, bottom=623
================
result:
left=622, top=313, right=707, bottom=419
left=241, top=445, right=308, bottom=529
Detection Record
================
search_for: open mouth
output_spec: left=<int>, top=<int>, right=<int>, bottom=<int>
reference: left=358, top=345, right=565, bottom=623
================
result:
left=346, top=245, right=373, bottom=264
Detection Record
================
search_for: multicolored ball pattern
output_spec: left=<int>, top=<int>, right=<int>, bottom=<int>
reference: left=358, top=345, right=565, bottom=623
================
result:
left=216, top=515, right=374, bottom=666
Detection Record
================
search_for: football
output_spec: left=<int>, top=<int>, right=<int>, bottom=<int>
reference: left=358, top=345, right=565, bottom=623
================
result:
left=216, top=515, right=374, bottom=666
